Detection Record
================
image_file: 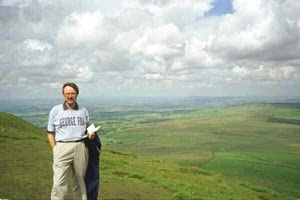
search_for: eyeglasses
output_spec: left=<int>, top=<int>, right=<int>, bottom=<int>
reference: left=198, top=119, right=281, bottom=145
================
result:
left=64, top=93, right=77, bottom=97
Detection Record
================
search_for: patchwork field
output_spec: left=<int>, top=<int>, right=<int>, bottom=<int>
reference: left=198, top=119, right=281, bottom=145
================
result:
left=106, top=104, right=300, bottom=198
left=0, top=98, right=299, bottom=199
left=0, top=111, right=284, bottom=200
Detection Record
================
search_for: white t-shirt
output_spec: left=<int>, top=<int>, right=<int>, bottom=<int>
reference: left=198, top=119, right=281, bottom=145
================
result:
left=47, top=102, right=89, bottom=141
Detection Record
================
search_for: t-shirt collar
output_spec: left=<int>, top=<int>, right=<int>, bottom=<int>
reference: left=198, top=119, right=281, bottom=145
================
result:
left=63, top=101, right=79, bottom=110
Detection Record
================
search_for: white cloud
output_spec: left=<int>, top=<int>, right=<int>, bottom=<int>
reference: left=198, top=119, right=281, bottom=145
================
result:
left=140, top=57, right=167, bottom=75
left=24, top=39, right=53, bottom=51
left=183, top=37, right=222, bottom=68
left=208, top=0, right=300, bottom=61
left=144, top=73, right=163, bottom=80
left=130, top=23, right=184, bottom=58
left=76, top=66, right=93, bottom=82
left=231, top=65, right=300, bottom=81
left=170, top=61, right=187, bottom=71
left=55, top=11, right=112, bottom=48
left=48, top=64, right=94, bottom=84
left=0, top=0, right=300, bottom=98
left=146, top=0, right=213, bottom=27
left=269, top=66, right=299, bottom=80
left=0, top=0, right=33, bottom=8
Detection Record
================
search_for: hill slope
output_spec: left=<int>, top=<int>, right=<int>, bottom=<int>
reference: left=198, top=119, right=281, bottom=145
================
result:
left=0, top=111, right=285, bottom=199
left=105, top=104, right=300, bottom=199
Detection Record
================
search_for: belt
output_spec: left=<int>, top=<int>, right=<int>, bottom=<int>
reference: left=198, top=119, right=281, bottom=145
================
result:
left=57, top=139, right=84, bottom=143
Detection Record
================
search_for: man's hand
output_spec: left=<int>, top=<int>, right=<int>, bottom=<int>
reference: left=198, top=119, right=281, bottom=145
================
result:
left=88, top=132, right=95, bottom=139
left=47, top=132, right=56, bottom=150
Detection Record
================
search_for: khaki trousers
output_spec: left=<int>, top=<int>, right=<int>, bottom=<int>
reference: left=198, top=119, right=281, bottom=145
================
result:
left=51, top=141, right=88, bottom=200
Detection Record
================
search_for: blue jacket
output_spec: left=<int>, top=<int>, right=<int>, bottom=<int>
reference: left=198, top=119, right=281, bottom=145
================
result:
left=85, top=133, right=101, bottom=200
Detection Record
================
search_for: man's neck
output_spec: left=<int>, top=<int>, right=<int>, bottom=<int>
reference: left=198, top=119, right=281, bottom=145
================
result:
left=66, top=102, right=75, bottom=109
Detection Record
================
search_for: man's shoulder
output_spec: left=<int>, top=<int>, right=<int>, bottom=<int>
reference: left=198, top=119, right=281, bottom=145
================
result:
left=50, top=103, right=63, bottom=112
left=78, top=105, right=88, bottom=111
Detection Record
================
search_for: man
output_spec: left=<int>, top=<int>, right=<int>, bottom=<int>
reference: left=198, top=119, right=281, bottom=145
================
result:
left=47, top=82, right=95, bottom=200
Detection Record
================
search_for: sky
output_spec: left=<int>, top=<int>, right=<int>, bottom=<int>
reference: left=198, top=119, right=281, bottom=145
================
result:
left=0, top=0, right=300, bottom=99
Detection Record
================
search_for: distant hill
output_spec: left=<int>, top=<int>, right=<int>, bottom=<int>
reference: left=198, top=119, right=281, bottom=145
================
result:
left=0, top=111, right=285, bottom=199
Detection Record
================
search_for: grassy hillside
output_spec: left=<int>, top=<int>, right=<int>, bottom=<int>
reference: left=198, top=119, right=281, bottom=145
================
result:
left=0, top=111, right=285, bottom=199
left=107, top=104, right=300, bottom=199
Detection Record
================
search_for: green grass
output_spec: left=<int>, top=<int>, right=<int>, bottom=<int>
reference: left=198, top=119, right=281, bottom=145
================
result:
left=107, top=104, right=300, bottom=199
left=101, top=149, right=281, bottom=200
left=0, top=112, right=53, bottom=199
left=0, top=111, right=286, bottom=200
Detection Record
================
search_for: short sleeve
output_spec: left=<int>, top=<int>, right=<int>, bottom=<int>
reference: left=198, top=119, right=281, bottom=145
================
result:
left=85, top=108, right=90, bottom=127
left=47, top=107, right=56, bottom=133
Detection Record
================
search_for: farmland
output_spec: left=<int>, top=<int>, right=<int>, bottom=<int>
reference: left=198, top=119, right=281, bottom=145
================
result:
left=0, top=96, right=299, bottom=199
left=0, top=111, right=284, bottom=200
left=105, top=103, right=300, bottom=198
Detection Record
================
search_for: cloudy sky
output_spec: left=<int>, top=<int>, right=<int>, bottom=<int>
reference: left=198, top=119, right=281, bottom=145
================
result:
left=1, top=0, right=300, bottom=99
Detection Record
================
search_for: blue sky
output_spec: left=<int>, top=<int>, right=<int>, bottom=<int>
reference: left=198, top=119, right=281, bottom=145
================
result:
left=0, top=0, right=300, bottom=99
left=206, top=0, right=233, bottom=16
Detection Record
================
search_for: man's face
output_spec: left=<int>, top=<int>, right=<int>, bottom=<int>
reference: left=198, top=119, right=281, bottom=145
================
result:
left=63, top=86, right=78, bottom=105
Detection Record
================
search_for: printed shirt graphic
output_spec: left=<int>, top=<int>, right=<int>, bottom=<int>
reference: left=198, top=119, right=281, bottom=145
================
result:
left=47, top=102, right=89, bottom=141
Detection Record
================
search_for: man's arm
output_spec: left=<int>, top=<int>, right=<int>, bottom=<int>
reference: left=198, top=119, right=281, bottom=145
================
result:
left=47, top=132, right=56, bottom=150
